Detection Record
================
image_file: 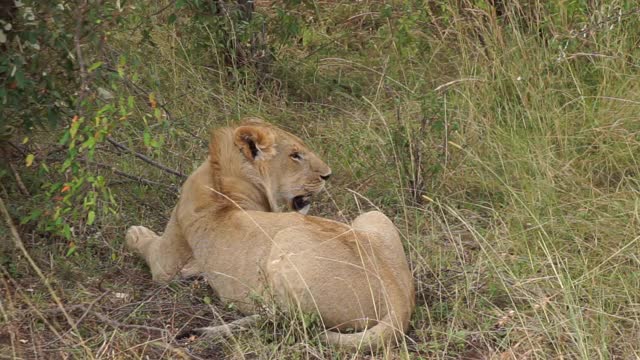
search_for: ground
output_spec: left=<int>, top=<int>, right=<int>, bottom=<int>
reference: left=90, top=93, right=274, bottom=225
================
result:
left=1, top=1, right=639, bottom=359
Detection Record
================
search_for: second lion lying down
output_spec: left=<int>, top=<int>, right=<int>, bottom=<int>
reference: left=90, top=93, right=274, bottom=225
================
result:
left=126, top=118, right=414, bottom=350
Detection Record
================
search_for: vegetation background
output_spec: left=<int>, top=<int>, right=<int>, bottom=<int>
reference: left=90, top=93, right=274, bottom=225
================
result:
left=1, top=0, right=639, bottom=358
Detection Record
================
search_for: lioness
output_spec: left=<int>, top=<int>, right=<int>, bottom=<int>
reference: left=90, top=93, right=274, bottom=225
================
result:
left=126, top=118, right=414, bottom=350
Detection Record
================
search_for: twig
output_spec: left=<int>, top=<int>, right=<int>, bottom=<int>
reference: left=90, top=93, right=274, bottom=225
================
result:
left=5, top=145, right=179, bottom=194
left=443, top=93, right=448, bottom=170
left=151, top=0, right=177, bottom=17
left=410, top=116, right=427, bottom=204
left=106, top=136, right=187, bottom=179
left=81, top=305, right=169, bottom=335
left=149, top=341, right=191, bottom=360
left=75, top=292, right=110, bottom=327
left=73, top=1, right=88, bottom=116
left=105, top=65, right=176, bottom=122
left=41, top=291, right=111, bottom=348
left=90, top=161, right=179, bottom=194
left=8, top=163, right=30, bottom=196
left=434, top=77, right=483, bottom=92
left=185, top=314, right=260, bottom=340
left=6, top=141, right=27, bottom=157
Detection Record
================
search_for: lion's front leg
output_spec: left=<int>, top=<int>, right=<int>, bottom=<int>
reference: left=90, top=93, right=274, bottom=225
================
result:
left=126, top=208, right=194, bottom=283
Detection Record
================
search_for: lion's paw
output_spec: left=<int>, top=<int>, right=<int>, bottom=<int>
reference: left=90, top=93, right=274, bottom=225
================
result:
left=180, top=259, right=202, bottom=279
left=125, top=225, right=156, bottom=251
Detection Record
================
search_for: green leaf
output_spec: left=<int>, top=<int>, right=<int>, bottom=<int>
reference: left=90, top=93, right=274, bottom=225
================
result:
left=168, top=14, right=177, bottom=24
left=47, top=108, right=61, bottom=127
left=88, top=61, right=103, bottom=72
left=82, top=136, right=96, bottom=150
left=61, top=158, right=72, bottom=172
left=58, top=131, right=70, bottom=145
left=70, top=118, right=82, bottom=139
left=14, top=68, right=26, bottom=89
left=25, top=154, right=35, bottom=167
left=431, top=120, right=444, bottom=133
left=143, top=131, right=151, bottom=147
left=117, top=55, right=126, bottom=77
left=66, top=243, right=77, bottom=257
left=87, top=210, right=95, bottom=225
left=20, top=209, right=42, bottom=224
left=63, top=224, right=72, bottom=240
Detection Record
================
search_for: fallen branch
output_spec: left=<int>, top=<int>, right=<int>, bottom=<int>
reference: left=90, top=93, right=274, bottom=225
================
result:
left=180, top=314, right=260, bottom=340
left=106, top=136, right=186, bottom=179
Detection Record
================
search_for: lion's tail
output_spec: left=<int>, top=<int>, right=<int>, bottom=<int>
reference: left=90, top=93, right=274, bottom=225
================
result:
left=321, top=314, right=406, bottom=351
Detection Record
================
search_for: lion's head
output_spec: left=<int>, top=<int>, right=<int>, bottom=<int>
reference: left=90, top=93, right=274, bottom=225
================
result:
left=209, top=118, right=331, bottom=214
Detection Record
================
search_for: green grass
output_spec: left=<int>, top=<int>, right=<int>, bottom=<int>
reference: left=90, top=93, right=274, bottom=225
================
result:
left=2, top=1, right=640, bottom=359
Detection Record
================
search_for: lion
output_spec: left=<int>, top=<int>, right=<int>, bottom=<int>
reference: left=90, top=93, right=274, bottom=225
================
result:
left=125, top=118, right=415, bottom=350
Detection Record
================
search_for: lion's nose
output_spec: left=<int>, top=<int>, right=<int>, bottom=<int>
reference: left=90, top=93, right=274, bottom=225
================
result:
left=320, top=172, right=332, bottom=181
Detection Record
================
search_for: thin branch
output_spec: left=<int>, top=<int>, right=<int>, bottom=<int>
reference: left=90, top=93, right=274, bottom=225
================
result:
left=182, top=314, right=260, bottom=340
left=40, top=291, right=111, bottom=348
left=90, top=161, right=179, bottom=194
left=8, top=163, right=30, bottom=196
left=105, top=65, right=176, bottom=122
left=80, top=305, right=169, bottom=335
left=7, top=141, right=27, bottom=156
left=6, top=144, right=179, bottom=194
left=73, top=1, right=88, bottom=116
left=151, top=0, right=177, bottom=17
left=105, top=136, right=186, bottom=179
left=434, top=77, right=484, bottom=92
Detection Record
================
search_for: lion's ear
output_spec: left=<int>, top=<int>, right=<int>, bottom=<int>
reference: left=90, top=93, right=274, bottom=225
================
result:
left=234, top=125, right=276, bottom=161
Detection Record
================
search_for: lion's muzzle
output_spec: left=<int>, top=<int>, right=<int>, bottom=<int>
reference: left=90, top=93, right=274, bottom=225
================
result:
left=292, top=195, right=311, bottom=215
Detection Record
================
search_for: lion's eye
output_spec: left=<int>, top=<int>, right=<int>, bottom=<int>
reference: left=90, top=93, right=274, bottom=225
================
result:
left=290, top=152, right=302, bottom=161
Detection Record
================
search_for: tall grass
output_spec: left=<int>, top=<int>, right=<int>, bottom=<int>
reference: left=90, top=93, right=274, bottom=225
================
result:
left=2, top=1, right=639, bottom=358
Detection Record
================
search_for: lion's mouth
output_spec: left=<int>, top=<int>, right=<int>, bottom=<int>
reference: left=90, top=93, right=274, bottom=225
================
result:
left=292, top=195, right=311, bottom=215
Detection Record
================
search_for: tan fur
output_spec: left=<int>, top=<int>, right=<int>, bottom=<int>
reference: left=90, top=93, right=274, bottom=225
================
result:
left=126, top=118, right=414, bottom=350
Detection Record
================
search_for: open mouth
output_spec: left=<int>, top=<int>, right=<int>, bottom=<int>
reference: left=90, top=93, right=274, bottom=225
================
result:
left=292, top=195, right=311, bottom=215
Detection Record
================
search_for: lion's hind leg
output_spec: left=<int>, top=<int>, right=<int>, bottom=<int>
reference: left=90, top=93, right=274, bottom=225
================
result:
left=351, top=211, right=415, bottom=335
left=351, top=211, right=402, bottom=251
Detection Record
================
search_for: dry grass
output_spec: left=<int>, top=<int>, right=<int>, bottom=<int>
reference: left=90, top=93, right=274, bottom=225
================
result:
left=2, top=1, right=640, bottom=359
